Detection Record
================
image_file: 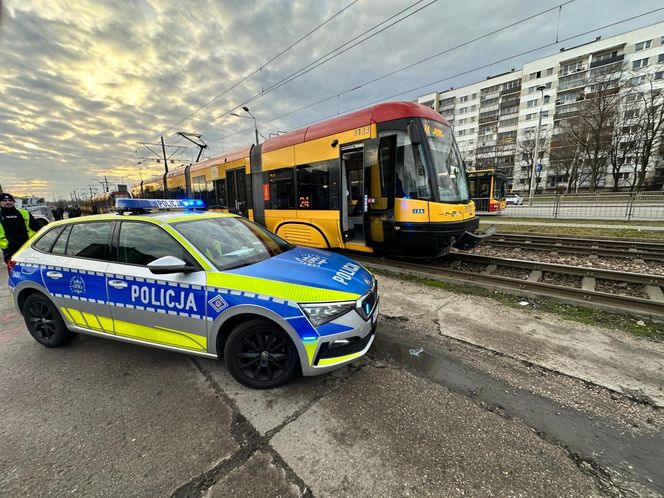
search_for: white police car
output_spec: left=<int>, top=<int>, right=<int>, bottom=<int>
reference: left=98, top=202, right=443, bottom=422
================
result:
left=7, top=199, right=378, bottom=388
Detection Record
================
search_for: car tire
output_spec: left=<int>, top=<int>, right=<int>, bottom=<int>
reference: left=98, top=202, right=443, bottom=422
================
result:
left=224, top=318, right=299, bottom=389
left=22, top=293, right=73, bottom=347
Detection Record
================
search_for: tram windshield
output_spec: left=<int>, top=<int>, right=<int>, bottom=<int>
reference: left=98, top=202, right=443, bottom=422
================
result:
left=422, top=119, right=470, bottom=203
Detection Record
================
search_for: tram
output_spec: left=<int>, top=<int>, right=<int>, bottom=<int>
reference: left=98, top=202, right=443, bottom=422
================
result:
left=467, top=169, right=507, bottom=214
left=85, top=190, right=131, bottom=214
left=133, top=102, right=492, bottom=257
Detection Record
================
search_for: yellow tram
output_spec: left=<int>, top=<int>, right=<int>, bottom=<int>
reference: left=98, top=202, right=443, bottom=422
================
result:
left=467, top=169, right=507, bottom=214
left=133, top=102, right=490, bottom=257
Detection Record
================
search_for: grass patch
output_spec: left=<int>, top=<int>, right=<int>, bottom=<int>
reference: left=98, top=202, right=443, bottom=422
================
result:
left=481, top=222, right=664, bottom=240
left=370, top=266, right=664, bottom=342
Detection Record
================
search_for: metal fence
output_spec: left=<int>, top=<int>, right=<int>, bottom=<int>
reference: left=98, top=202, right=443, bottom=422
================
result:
left=501, top=192, right=664, bottom=221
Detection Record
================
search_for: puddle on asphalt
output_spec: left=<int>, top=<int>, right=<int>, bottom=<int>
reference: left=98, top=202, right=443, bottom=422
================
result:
left=373, top=334, right=664, bottom=494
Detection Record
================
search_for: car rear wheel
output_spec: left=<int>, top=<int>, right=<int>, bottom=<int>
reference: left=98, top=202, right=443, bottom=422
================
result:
left=22, top=293, right=73, bottom=347
left=224, top=319, right=298, bottom=389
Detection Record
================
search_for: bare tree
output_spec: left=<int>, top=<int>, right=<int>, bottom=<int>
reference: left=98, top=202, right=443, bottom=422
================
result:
left=517, top=130, right=550, bottom=194
left=628, top=67, right=664, bottom=190
left=606, top=100, right=643, bottom=191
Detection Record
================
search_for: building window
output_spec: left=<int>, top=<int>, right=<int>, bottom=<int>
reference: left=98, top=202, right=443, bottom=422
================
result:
left=472, top=93, right=477, bottom=99
left=470, top=116, right=476, bottom=122
left=543, top=95, right=551, bottom=104
left=458, top=107, right=467, bottom=114
left=635, top=40, right=652, bottom=51
left=625, top=109, right=639, bottom=119
left=527, top=99, right=538, bottom=108
left=541, top=110, right=549, bottom=119
left=470, top=105, right=477, bottom=111
left=468, top=127, right=475, bottom=133
left=547, top=68, right=554, bottom=76
left=525, top=113, right=537, bottom=120
left=633, top=58, right=649, bottom=69
left=458, top=129, right=466, bottom=136
left=630, top=75, right=646, bottom=85
left=460, top=95, right=469, bottom=102
left=656, top=71, right=664, bottom=80
left=659, top=53, right=664, bottom=63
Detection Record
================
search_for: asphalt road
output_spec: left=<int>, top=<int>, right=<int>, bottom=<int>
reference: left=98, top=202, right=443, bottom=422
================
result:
left=2, top=273, right=662, bottom=497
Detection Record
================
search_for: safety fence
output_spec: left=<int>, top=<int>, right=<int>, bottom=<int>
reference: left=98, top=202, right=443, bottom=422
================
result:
left=500, top=192, right=664, bottom=221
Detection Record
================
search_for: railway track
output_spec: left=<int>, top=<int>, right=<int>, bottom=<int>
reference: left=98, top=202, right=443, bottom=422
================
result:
left=484, top=233, right=664, bottom=262
left=354, top=253, right=664, bottom=320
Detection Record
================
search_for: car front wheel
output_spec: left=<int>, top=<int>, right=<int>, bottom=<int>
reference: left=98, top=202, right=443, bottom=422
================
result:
left=22, top=293, right=73, bottom=347
left=224, top=319, right=299, bottom=389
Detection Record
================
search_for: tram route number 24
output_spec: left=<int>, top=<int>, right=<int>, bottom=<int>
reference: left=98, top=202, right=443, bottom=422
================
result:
left=353, top=126, right=371, bottom=137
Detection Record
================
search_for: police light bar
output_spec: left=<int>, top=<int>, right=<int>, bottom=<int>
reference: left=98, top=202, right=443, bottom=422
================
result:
left=116, top=198, right=206, bottom=210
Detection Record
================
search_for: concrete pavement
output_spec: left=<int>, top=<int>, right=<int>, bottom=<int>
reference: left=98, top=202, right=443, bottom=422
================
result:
left=3, top=271, right=662, bottom=496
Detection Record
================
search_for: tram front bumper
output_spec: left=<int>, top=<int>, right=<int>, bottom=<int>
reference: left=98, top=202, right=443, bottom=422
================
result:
left=451, top=224, right=496, bottom=250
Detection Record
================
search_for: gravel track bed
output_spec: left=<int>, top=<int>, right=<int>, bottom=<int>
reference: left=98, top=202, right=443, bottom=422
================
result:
left=491, top=266, right=530, bottom=280
left=595, top=279, right=649, bottom=299
left=541, top=272, right=582, bottom=288
left=467, top=246, right=664, bottom=276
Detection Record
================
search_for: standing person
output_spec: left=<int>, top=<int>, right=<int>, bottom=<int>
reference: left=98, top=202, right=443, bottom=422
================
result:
left=0, top=193, right=40, bottom=265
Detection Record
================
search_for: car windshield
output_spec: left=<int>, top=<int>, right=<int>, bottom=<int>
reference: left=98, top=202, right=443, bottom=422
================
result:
left=421, top=119, right=470, bottom=203
left=173, top=216, right=294, bottom=271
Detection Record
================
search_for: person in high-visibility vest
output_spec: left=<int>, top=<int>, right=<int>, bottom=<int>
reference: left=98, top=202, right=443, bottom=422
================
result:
left=0, top=193, right=41, bottom=264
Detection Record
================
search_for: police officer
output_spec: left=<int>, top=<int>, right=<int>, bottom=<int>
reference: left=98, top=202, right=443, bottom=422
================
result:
left=0, top=193, right=40, bottom=264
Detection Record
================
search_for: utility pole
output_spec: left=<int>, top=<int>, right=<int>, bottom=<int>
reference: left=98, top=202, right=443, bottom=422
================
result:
left=161, top=136, right=169, bottom=196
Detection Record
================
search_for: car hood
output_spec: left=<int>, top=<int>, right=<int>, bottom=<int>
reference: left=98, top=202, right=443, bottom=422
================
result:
left=227, top=246, right=374, bottom=299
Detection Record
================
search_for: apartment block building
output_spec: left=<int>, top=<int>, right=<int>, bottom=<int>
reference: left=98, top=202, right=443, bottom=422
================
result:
left=417, top=21, right=664, bottom=192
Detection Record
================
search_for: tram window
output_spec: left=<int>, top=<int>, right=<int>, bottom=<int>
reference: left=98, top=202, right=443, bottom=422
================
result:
left=214, top=179, right=226, bottom=207
left=395, top=132, right=430, bottom=199
left=297, top=162, right=330, bottom=209
left=193, top=175, right=206, bottom=194
left=266, top=168, right=295, bottom=209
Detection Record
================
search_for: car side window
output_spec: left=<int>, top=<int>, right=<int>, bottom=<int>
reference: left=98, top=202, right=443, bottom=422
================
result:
left=118, top=222, right=190, bottom=266
left=33, top=226, right=65, bottom=253
left=51, top=225, right=72, bottom=255
left=66, top=222, right=112, bottom=259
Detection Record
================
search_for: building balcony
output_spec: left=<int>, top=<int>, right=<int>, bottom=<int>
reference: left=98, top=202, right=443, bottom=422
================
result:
left=480, top=91, right=500, bottom=101
left=558, top=80, right=586, bottom=92
left=559, top=65, right=587, bottom=77
left=500, top=86, right=521, bottom=96
left=589, top=54, right=624, bottom=69
left=479, top=113, right=499, bottom=125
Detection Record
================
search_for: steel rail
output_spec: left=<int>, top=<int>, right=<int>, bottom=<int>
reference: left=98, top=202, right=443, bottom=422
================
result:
left=354, top=255, right=664, bottom=320
left=487, top=233, right=664, bottom=261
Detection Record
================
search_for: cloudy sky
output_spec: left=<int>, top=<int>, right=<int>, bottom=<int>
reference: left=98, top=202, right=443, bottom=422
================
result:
left=1, top=0, right=663, bottom=200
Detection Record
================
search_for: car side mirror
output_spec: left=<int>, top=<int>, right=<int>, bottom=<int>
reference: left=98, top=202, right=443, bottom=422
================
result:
left=147, top=256, right=196, bottom=274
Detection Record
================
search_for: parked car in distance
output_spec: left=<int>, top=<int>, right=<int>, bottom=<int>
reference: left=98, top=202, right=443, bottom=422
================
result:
left=506, top=193, right=523, bottom=205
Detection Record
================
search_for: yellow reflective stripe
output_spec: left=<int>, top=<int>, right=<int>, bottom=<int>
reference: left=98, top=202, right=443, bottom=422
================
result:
left=303, top=340, right=318, bottom=365
left=167, top=213, right=235, bottom=223
left=317, top=351, right=363, bottom=367
left=97, top=315, right=114, bottom=332
left=60, top=307, right=75, bottom=323
left=206, top=272, right=360, bottom=302
left=113, top=318, right=207, bottom=351
left=66, top=308, right=87, bottom=327
left=81, top=312, right=102, bottom=331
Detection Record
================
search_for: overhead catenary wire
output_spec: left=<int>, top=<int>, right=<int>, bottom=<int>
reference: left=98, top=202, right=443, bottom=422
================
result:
left=158, top=0, right=361, bottom=138
left=203, top=6, right=664, bottom=154
left=191, top=0, right=438, bottom=133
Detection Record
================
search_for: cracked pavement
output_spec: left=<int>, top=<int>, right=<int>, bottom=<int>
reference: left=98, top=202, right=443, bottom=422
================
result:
left=2, top=272, right=663, bottom=497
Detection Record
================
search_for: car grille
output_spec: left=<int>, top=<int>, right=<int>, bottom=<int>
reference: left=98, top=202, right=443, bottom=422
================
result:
left=314, top=324, right=376, bottom=364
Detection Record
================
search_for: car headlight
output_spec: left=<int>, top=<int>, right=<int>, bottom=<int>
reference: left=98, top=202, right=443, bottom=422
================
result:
left=300, top=301, right=356, bottom=327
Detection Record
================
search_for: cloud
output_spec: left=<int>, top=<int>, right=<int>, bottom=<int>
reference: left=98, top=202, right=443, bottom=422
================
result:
left=1, top=0, right=663, bottom=198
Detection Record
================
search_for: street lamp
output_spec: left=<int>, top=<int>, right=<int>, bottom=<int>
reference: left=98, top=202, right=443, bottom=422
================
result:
left=231, top=106, right=260, bottom=145
left=528, top=85, right=548, bottom=206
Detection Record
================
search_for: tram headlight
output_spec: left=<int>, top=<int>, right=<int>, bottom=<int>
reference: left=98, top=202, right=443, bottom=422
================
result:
left=300, top=301, right=356, bottom=327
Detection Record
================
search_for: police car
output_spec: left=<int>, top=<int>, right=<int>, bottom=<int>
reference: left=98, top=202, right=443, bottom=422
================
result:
left=7, top=199, right=378, bottom=388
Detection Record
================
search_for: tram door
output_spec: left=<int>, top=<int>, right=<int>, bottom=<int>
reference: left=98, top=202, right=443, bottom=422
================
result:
left=341, top=144, right=370, bottom=247
left=226, top=168, right=248, bottom=217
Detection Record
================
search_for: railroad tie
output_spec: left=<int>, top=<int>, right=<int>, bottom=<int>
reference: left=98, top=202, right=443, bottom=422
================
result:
left=482, top=264, right=498, bottom=275
left=527, top=270, right=542, bottom=283
left=645, top=285, right=664, bottom=304
left=581, top=277, right=596, bottom=292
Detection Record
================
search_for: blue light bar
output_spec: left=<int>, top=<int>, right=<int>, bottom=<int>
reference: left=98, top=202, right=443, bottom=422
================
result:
left=116, top=198, right=206, bottom=210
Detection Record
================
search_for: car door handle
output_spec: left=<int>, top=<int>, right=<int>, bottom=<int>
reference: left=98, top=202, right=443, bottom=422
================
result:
left=108, top=280, right=128, bottom=289
left=46, top=271, right=63, bottom=279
